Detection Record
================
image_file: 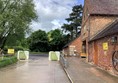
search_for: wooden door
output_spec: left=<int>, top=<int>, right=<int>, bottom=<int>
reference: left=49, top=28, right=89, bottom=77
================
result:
left=94, top=41, right=98, bottom=65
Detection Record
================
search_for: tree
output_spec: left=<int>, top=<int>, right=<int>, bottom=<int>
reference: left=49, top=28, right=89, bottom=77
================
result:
left=61, top=23, right=74, bottom=40
left=0, top=0, right=37, bottom=48
left=28, top=29, right=48, bottom=52
left=48, top=29, right=66, bottom=51
left=61, top=5, right=83, bottom=39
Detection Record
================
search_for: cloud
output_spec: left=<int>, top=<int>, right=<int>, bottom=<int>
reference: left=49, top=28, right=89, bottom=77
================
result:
left=51, top=19, right=63, bottom=30
left=30, top=0, right=84, bottom=32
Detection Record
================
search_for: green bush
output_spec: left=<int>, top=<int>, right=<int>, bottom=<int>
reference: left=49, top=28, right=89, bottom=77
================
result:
left=13, top=46, right=24, bottom=51
left=0, top=56, right=18, bottom=68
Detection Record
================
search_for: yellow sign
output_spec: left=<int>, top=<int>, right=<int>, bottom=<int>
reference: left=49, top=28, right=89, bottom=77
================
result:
left=103, top=43, right=108, bottom=50
left=8, top=49, right=15, bottom=54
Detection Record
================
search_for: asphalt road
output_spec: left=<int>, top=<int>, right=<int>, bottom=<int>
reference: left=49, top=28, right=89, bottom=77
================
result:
left=0, top=54, right=70, bottom=83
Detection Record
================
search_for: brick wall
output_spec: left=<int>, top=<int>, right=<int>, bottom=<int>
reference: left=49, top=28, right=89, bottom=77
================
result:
left=63, top=36, right=82, bottom=56
left=81, top=19, right=89, bottom=41
left=70, top=36, right=82, bottom=55
left=81, top=15, right=117, bottom=41
left=88, top=42, right=94, bottom=62
left=89, top=34, right=118, bottom=71
left=81, top=15, right=118, bottom=62
left=63, top=47, right=69, bottom=56
left=81, top=0, right=118, bottom=74
left=90, top=16, right=117, bottom=38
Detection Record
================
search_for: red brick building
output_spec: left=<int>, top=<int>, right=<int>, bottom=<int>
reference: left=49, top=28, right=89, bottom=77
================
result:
left=81, top=0, right=118, bottom=74
left=63, top=35, right=82, bottom=56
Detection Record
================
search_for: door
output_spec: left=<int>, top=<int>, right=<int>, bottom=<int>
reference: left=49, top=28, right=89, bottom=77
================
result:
left=69, top=46, right=75, bottom=56
left=94, top=41, right=98, bottom=65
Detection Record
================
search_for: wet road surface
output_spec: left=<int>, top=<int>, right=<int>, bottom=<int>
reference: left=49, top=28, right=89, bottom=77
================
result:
left=0, top=54, right=70, bottom=83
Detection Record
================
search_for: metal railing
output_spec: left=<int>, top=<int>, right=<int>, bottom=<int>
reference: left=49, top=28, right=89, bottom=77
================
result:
left=60, top=54, right=68, bottom=68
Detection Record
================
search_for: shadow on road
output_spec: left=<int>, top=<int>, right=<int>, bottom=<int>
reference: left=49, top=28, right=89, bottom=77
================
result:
left=29, top=53, right=48, bottom=60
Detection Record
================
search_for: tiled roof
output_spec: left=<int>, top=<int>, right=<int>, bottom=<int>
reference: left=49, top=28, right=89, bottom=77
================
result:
left=87, top=0, right=118, bottom=15
left=89, top=19, right=118, bottom=41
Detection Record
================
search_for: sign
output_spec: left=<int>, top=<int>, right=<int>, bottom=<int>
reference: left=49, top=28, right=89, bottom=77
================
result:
left=103, top=43, right=108, bottom=50
left=8, top=49, right=14, bottom=54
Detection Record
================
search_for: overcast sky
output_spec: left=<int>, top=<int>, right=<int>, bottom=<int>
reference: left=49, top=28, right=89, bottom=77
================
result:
left=30, top=0, right=84, bottom=32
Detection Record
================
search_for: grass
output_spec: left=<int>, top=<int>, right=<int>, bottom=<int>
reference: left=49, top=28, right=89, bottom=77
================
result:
left=0, top=56, right=18, bottom=68
left=30, top=52, right=49, bottom=54
left=0, top=57, right=3, bottom=61
left=50, top=52, right=58, bottom=61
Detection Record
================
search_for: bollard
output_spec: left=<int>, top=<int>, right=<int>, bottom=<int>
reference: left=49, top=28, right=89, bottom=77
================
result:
left=17, top=51, right=29, bottom=60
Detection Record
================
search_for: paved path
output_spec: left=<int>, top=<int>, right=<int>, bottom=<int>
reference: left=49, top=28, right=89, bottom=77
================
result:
left=65, top=57, right=118, bottom=83
left=0, top=55, right=70, bottom=83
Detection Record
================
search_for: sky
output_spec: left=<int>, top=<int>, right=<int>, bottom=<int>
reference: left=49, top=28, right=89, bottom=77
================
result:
left=30, top=0, right=84, bottom=32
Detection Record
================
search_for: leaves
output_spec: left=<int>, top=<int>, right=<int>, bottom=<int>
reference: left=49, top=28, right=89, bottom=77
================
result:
left=0, top=0, right=37, bottom=48
left=48, top=29, right=66, bottom=51
left=61, top=5, right=83, bottom=39
left=28, top=29, right=48, bottom=52
left=28, top=29, right=67, bottom=52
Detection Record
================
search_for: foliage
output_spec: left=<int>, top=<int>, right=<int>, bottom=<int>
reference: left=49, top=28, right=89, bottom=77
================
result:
left=0, top=0, right=37, bottom=48
left=28, top=29, right=48, bottom=52
left=3, top=46, right=25, bottom=54
left=48, top=29, right=66, bottom=51
left=27, top=29, right=67, bottom=52
left=61, top=5, right=83, bottom=40
left=0, top=56, right=18, bottom=68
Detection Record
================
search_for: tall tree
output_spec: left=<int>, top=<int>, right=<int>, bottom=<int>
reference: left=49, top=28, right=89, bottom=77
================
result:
left=61, top=24, right=73, bottom=40
left=0, top=0, right=37, bottom=48
left=62, top=5, right=83, bottom=39
left=28, top=29, right=48, bottom=52
left=48, top=29, right=66, bottom=51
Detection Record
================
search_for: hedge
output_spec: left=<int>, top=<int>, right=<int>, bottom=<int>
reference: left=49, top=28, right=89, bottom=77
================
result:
left=0, top=56, right=18, bottom=68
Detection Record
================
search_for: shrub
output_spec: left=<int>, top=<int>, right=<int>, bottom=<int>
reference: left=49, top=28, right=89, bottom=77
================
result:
left=0, top=56, right=18, bottom=68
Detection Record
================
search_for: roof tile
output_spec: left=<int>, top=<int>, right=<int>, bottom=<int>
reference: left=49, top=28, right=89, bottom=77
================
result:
left=87, top=0, right=118, bottom=15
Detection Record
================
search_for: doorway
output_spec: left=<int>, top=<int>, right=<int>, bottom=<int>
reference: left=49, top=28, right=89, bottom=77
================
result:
left=81, top=41, right=87, bottom=57
left=94, top=41, right=98, bottom=65
left=82, top=41, right=86, bottom=53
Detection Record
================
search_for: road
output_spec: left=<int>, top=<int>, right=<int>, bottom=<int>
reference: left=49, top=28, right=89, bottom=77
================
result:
left=0, top=54, right=70, bottom=83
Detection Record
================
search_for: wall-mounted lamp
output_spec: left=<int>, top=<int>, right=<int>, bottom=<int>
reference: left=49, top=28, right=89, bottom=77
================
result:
left=111, top=36, right=117, bottom=43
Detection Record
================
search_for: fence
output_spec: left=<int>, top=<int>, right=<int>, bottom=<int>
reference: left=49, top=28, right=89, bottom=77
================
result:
left=60, top=54, right=68, bottom=68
